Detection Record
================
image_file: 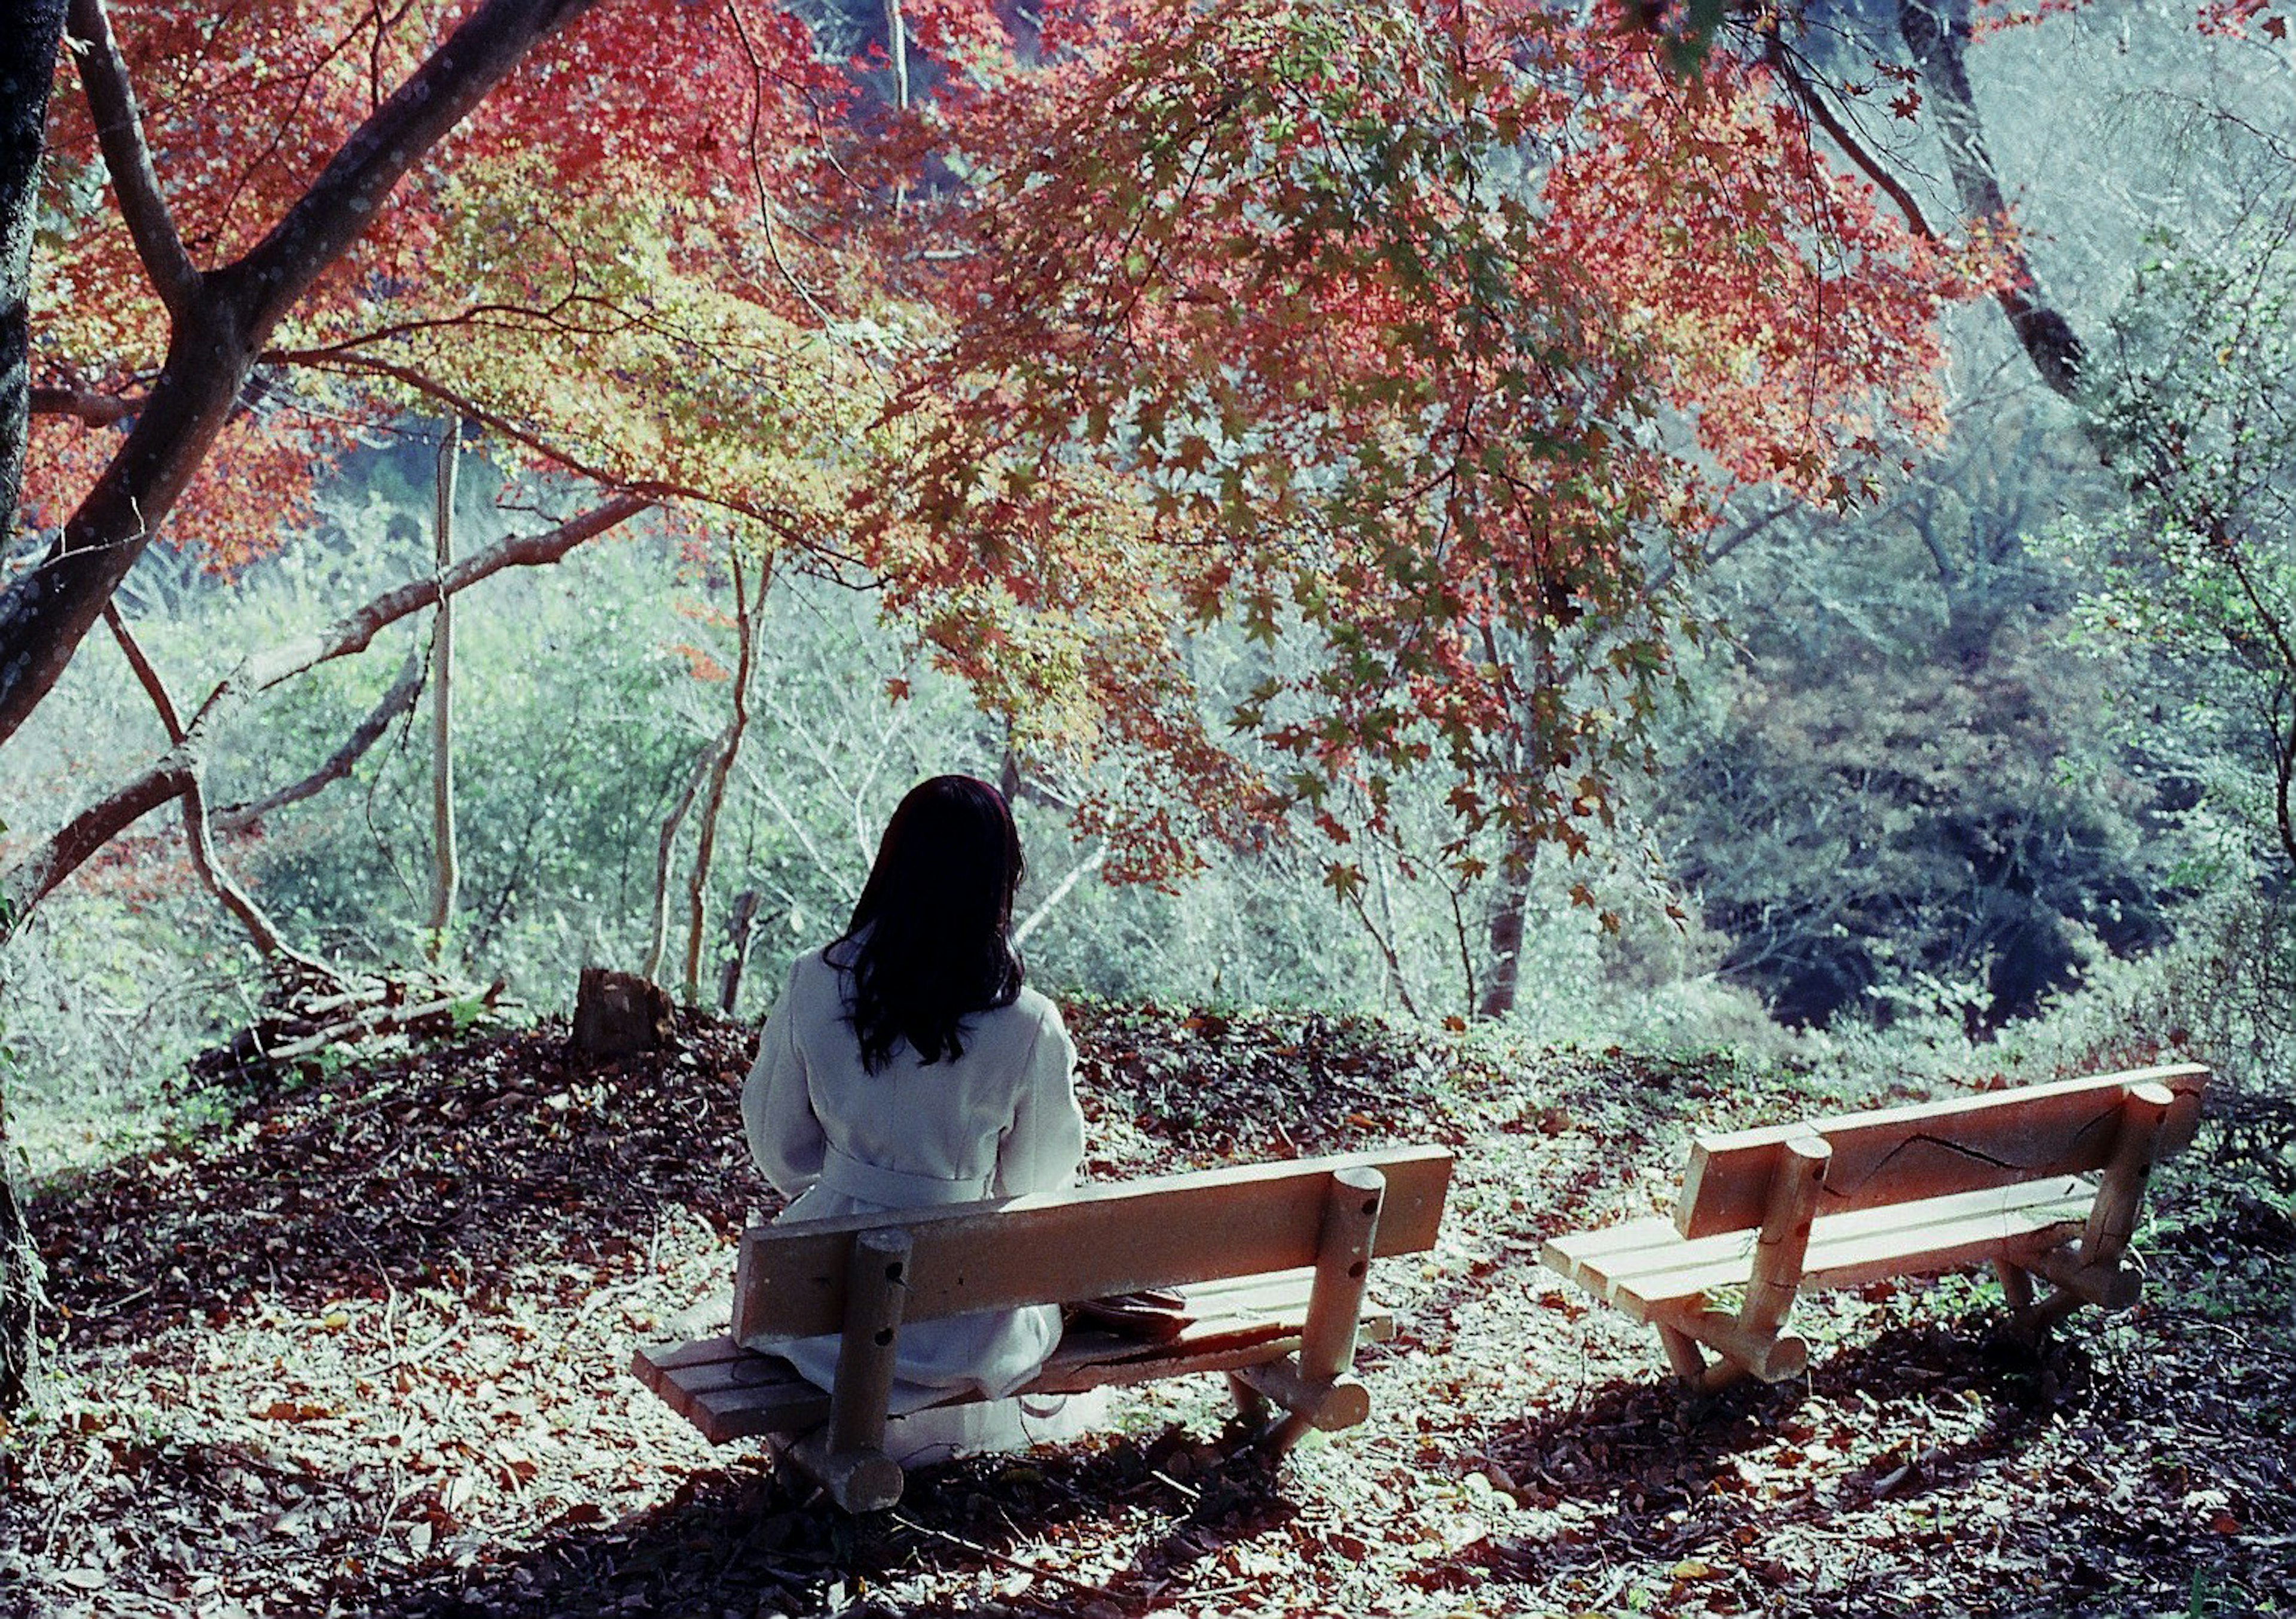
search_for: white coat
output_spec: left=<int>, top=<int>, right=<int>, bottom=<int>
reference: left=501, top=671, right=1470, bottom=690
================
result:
left=740, top=943, right=1086, bottom=1419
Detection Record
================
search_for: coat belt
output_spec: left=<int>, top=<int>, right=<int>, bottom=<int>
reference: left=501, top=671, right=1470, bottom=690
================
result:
left=817, top=1143, right=995, bottom=1208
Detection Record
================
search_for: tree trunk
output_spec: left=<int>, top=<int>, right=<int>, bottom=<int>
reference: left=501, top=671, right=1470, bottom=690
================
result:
left=426, top=418, right=461, bottom=964
left=643, top=745, right=713, bottom=986
left=1, top=0, right=72, bottom=1410
left=1897, top=0, right=2085, bottom=398
left=1477, top=835, right=1537, bottom=1022
left=682, top=548, right=760, bottom=1004
left=0, top=0, right=604, bottom=750
left=717, top=888, right=761, bottom=1016
left=2, top=0, right=68, bottom=540
left=0, top=1157, right=36, bottom=1412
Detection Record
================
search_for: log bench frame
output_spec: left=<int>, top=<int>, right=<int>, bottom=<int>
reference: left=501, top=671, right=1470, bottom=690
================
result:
left=634, top=1145, right=1454, bottom=1510
left=1542, top=1064, right=2210, bottom=1388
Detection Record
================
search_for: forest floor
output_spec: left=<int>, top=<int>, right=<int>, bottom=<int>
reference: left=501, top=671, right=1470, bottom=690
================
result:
left=2, top=1001, right=2292, bottom=1619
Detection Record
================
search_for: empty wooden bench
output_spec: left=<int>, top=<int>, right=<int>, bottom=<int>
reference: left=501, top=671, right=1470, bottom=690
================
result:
left=635, top=1145, right=1453, bottom=1510
left=1543, top=1063, right=2210, bottom=1387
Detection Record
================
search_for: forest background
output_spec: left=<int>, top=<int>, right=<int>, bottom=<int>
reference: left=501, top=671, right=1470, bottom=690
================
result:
left=0, top=0, right=2294, bottom=1607
left=7, top=0, right=2292, bottom=1160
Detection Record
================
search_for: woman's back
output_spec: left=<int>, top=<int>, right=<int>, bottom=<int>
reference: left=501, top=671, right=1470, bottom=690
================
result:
left=746, top=944, right=1082, bottom=1212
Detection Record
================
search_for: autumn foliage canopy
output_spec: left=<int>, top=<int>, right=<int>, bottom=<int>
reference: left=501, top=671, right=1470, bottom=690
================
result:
left=15, top=0, right=1996, bottom=894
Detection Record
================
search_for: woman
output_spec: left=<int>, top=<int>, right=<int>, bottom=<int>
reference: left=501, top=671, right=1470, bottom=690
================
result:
left=741, top=774, right=1086, bottom=1459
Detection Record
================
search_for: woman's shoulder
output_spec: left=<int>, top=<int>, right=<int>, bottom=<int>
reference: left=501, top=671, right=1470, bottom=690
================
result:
left=1008, top=982, right=1065, bottom=1029
left=778, top=945, right=851, bottom=1009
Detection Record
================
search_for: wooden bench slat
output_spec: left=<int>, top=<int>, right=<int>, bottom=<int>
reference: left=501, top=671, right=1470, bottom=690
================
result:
left=1547, top=1175, right=2094, bottom=1290
left=636, top=1279, right=1397, bottom=1445
left=734, top=1146, right=1452, bottom=1344
left=1546, top=1177, right=2097, bottom=1320
left=1677, top=1064, right=2208, bottom=1238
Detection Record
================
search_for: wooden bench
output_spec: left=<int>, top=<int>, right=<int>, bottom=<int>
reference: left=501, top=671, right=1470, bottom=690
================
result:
left=634, top=1145, right=1453, bottom=1510
left=1542, top=1064, right=2210, bottom=1388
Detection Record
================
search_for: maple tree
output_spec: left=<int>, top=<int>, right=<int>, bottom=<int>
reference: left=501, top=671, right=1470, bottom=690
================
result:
left=2, top=0, right=902, bottom=933
left=863, top=0, right=1994, bottom=906
left=1, top=0, right=1999, bottom=943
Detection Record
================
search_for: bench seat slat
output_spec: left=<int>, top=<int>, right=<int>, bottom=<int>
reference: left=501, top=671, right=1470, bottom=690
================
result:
left=636, top=1271, right=1397, bottom=1446
left=1544, top=1176, right=2097, bottom=1321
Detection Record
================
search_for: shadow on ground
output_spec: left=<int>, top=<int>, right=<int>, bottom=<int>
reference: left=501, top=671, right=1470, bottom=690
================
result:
left=33, top=1016, right=770, bottom=1344
left=341, top=1425, right=1301, bottom=1619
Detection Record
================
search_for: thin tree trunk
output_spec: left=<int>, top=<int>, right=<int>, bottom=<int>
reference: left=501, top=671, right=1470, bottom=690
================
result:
left=683, top=547, right=761, bottom=1004
left=426, top=417, right=461, bottom=963
left=718, top=888, right=761, bottom=1016
left=1477, top=835, right=1537, bottom=1021
left=643, top=746, right=713, bottom=986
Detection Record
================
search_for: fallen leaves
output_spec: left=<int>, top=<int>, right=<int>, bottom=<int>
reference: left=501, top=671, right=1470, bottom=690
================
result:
left=1, top=1006, right=2291, bottom=1617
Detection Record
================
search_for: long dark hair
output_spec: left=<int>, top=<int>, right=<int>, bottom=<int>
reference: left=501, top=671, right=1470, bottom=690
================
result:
left=831, top=775, right=1027, bottom=1073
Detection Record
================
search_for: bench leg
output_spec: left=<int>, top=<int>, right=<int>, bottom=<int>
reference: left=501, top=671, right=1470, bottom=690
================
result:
left=787, top=1227, right=911, bottom=1513
left=1245, top=1166, right=1384, bottom=1455
left=1228, top=1371, right=1271, bottom=1424
left=1656, top=1322, right=1709, bottom=1382
left=1993, top=1258, right=2035, bottom=1312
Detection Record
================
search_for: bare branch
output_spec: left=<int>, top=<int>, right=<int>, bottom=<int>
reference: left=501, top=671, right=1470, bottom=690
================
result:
left=1012, top=842, right=1106, bottom=948
left=26, top=384, right=139, bottom=426
left=212, top=648, right=423, bottom=832
left=102, top=604, right=328, bottom=968
left=2, top=496, right=650, bottom=937
left=1766, top=42, right=1938, bottom=242
left=66, top=0, right=201, bottom=318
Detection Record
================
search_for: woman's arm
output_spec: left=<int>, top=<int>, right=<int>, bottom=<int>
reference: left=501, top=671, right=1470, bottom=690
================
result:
left=741, top=958, right=828, bottom=1197
left=993, top=1004, right=1086, bottom=1198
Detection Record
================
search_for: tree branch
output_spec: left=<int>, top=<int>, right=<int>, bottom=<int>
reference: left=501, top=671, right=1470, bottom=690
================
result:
left=65, top=0, right=201, bottom=319
left=1, top=495, right=650, bottom=936
left=212, top=648, right=423, bottom=833
left=228, top=0, right=602, bottom=335
left=1011, top=841, right=1107, bottom=948
left=26, top=384, right=141, bottom=425
left=264, top=348, right=851, bottom=564
left=1766, top=41, right=1937, bottom=242
left=102, top=603, right=319, bottom=966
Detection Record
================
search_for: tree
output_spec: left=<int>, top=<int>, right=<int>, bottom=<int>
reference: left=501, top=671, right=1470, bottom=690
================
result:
left=4, top=0, right=606, bottom=744
left=5, top=0, right=896, bottom=928
left=866, top=0, right=1993, bottom=916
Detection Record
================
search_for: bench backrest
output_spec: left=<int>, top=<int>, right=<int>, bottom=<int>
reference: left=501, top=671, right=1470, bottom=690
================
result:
left=732, top=1145, right=1452, bottom=1343
left=1675, top=1063, right=2211, bottom=1239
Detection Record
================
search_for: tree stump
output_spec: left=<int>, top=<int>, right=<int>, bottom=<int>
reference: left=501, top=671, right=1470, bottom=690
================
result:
left=572, top=967, right=673, bottom=1060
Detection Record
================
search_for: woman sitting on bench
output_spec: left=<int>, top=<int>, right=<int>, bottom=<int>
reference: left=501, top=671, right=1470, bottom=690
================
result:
left=741, top=774, right=1090, bottom=1461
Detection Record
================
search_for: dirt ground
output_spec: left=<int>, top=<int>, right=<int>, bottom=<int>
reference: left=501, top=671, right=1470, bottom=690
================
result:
left=3, top=1002, right=2291, bottom=1618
